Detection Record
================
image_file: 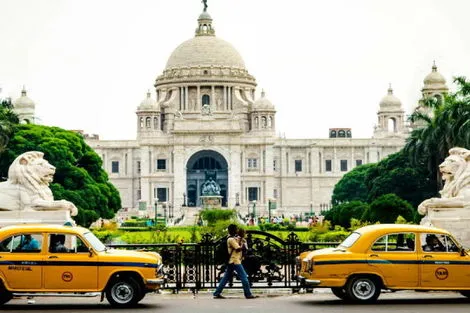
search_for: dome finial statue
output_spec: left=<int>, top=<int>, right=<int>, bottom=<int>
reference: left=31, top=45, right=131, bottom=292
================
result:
left=202, top=0, right=208, bottom=12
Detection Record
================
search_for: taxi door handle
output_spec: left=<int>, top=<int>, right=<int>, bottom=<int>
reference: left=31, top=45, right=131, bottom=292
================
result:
left=423, top=255, right=433, bottom=258
left=48, top=256, right=58, bottom=259
left=369, top=254, right=379, bottom=257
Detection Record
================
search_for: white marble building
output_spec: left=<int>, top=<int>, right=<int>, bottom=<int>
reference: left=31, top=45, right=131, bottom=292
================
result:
left=13, top=7, right=449, bottom=218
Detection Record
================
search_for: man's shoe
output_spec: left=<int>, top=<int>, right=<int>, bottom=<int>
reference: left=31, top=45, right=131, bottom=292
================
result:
left=213, top=294, right=226, bottom=299
left=246, top=295, right=258, bottom=299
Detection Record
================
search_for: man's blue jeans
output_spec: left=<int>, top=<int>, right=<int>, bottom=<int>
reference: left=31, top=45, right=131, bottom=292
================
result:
left=213, top=263, right=253, bottom=297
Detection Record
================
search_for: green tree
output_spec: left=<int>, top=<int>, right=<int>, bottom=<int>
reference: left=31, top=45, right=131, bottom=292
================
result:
left=405, top=76, right=470, bottom=191
left=364, top=151, right=436, bottom=209
left=0, top=98, right=19, bottom=156
left=332, top=163, right=374, bottom=205
left=0, top=124, right=121, bottom=227
left=362, top=194, right=415, bottom=224
left=324, top=201, right=369, bottom=228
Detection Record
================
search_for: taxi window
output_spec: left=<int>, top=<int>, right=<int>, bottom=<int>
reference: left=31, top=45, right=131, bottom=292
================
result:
left=0, top=234, right=42, bottom=253
left=49, top=234, right=88, bottom=253
left=339, top=232, right=361, bottom=248
left=421, top=233, right=459, bottom=253
left=371, top=233, right=415, bottom=252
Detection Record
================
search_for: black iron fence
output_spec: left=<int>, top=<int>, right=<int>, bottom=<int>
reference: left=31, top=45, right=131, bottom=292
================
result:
left=107, top=230, right=339, bottom=292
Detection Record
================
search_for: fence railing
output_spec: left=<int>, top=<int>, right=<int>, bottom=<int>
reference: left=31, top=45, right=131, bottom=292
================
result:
left=107, top=230, right=339, bottom=292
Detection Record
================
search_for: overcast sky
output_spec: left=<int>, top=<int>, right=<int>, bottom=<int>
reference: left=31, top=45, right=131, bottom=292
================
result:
left=1, top=0, right=469, bottom=140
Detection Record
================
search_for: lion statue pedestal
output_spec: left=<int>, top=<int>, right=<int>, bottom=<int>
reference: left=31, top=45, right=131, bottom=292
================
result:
left=0, top=210, right=74, bottom=227
left=418, top=147, right=470, bottom=248
left=0, top=151, right=78, bottom=227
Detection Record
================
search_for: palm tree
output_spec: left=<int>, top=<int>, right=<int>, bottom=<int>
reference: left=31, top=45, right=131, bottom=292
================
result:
left=0, top=98, right=19, bottom=154
left=404, top=76, right=470, bottom=192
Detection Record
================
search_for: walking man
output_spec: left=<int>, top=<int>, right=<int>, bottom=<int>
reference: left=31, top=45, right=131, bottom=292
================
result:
left=213, top=224, right=257, bottom=299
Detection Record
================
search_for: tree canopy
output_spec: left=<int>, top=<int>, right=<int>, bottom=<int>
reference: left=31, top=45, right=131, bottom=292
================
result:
left=0, top=98, right=19, bottom=155
left=404, top=76, right=470, bottom=190
left=361, top=194, right=415, bottom=224
left=332, top=163, right=374, bottom=205
left=0, top=124, right=121, bottom=227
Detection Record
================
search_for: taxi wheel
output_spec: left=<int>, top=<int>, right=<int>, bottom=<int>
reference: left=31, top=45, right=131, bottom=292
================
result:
left=345, top=276, right=381, bottom=303
left=0, top=284, right=12, bottom=305
left=106, top=277, right=142, bottom=307
left=331, top=287, right=347, bottom=300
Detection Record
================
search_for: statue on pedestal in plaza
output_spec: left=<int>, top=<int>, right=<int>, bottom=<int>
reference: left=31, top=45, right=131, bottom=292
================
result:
left=418, top=147, right=470, bottom=247
left=201, top=178, right=221, bottom=196
left=0, top=151, right=78, bottom=219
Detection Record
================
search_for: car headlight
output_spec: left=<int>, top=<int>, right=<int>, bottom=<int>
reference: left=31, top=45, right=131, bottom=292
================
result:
left=303, top=258, right=314, bottom=272
left=156, top=264, right=164, bottom=277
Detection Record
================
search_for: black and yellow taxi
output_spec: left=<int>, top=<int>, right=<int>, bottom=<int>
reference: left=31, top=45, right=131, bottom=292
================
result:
left=297, top=224, right=470, bottom=302
left=0, top=224, right=164, bottom=307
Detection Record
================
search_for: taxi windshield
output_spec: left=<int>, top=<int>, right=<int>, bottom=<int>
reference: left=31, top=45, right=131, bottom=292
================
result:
left=338, top=232, right=360, bottom=248
left=83, top=232, right=106, bottom=252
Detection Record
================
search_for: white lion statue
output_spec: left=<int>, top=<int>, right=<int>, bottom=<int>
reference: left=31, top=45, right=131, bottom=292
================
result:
left=0, top=151, right=78, bottom=216
left=418, top=147, right=470, bottom=214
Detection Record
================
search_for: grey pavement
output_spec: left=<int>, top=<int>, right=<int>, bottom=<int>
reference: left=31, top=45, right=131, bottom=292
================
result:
left=1, top=289, right=470, bottom=313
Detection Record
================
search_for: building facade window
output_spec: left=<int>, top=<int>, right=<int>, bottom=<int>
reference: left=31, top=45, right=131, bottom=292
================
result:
left=155, top=187, right=168, bottom=202
left=273, top=159, right=278, bottom=172
left=111, top=161, right=119, bottom=173
left=145, top=117, right=151, bottom=128
left=325, top=160, right=332, bottom=172
left=136, top=161, right=141, bottom=174
left=273, top=188, right=278, bottom=199
left=247, top=158, right=258, bottom=169
left=136, top=189, right=141, bottom=200
left=356, top=159, right=363, bottom=166
left=340, top=160, right=348, bottom=171
left=156, top=159, right=167, bottom=170
left=248, top=187, right=258, bottom=201
left=295, top=160, right=302, bottom=172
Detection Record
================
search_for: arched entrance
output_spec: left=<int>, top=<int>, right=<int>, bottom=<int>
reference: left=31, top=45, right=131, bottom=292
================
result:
left=186, top=150, right=228, bottom=207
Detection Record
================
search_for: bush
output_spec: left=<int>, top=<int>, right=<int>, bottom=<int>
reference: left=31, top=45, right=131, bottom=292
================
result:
left=200, top=209, right=236, bottom=226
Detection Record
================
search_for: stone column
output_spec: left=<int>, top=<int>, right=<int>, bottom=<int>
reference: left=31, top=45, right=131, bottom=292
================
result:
left=211, top=85, right=216, bottom=112
left=140, top=146, right=152, bottom=210
left=229, top=146, right=241, bottom=208
left=197, top=86, right=201, bottom=110
left=173, top=147, right=186, bottom=210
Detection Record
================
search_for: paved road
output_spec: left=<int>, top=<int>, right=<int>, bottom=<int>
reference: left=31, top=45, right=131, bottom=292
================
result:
left=1, top=290, right=469, bottom=312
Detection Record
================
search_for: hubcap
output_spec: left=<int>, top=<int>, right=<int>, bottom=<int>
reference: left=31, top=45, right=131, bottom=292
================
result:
left=112, top=282, right=133, bottom=303
left=352, top=279, right=375, bottom=300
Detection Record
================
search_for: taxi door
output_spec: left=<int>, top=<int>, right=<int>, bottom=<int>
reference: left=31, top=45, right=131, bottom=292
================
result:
left=43, top=233, right=98, bottom=291
left=367, top=232, right=419, bottom=288
left=0, top=233, right=43, bottom=290
left=419, top=233, right=470, bottom=288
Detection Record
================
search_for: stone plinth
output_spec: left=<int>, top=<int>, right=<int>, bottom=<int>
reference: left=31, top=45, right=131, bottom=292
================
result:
left=0, top=210, right=74, bottom=227
left=421, top=207, right=470, bottom=249
left=200, top=196, right=222, bottom=209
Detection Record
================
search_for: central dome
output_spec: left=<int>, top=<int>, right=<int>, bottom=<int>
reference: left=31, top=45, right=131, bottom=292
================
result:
left=165, top=36, right=246, bottom=70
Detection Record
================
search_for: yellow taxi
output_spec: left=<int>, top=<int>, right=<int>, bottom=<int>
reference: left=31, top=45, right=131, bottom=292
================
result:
left=297, top=224, right=470, bottom=302
left=0, top=224, right=164, bottom=307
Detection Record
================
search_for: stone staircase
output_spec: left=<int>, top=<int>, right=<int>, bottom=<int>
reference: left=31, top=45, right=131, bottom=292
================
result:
left=179, top=207, right=201, bottom=226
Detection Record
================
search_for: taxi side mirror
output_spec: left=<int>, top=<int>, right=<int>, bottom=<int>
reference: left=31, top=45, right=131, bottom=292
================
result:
left=89, top=247, right=95, bottom=257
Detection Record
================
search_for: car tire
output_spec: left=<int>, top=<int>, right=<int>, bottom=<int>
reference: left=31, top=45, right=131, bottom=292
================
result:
left=0, top=283, right=12, bottom=305
left=331, top=287, right=347, bottom=300
left=345, top=276, right=381, bottom=303
left=106, top=277, right=142, bottom=307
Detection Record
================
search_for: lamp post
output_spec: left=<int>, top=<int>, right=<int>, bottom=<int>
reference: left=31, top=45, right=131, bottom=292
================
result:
left=268, top=199, right=272, bottom=223
left=252, top=200, right=257, bottom=219
left=310, top=201, right=313, bottom=219
left=154, top=198, right=159, bottom=226
left=183, top=192, right=186, bottom=207
left=163, top=202, right=167, bottom=225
